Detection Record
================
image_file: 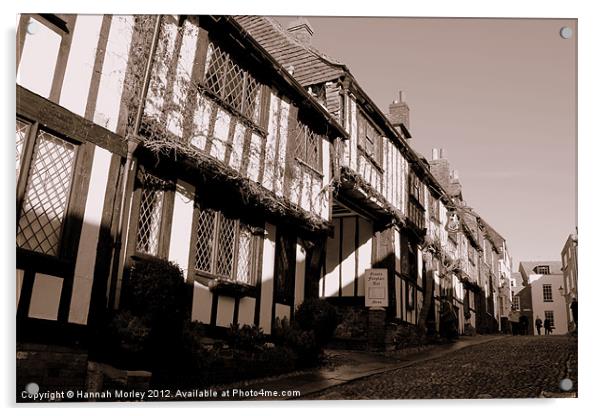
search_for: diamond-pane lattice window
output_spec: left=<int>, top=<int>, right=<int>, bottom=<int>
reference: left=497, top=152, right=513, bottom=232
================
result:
left=16, top=119, right=30, bottom=182
left=203, top=42, right=261, bottom=124
left=236, top=225, right=253, bottom=285
left=193, top=208, right=260, bottom=285
left=194, top=208, right=215, bottom=273
left=136, top=173, right=167, bottom=256
left=293, top=120, right=323, bottom=172
left=17, top=130, right=77, bottom=256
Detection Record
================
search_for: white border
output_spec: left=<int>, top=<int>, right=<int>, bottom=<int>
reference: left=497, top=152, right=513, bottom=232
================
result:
left=3, top=1, right=599, bottom=415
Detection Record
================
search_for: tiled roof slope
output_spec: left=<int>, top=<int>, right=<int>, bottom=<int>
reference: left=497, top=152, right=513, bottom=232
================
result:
left=234, top=16, right=347, bottom=86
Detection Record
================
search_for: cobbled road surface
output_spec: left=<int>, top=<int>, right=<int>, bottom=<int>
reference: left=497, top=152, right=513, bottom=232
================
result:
left=306, top=335, right=577, bottom=400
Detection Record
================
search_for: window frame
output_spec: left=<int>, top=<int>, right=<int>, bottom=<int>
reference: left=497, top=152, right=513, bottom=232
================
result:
left=357, top=111, right=383, bottom=168
left=293, top=117, right=324, bottom=175
left=130, top=167, right=175, bottom=261
left=189, top=204, right=264, bottom=287
left=200, top=38, right=266, bottom=135
left=512, top=295, right=520, bottom=310
left=16, top=116, right=82, bottom=262
left=542, top=284, right=554, bottom=303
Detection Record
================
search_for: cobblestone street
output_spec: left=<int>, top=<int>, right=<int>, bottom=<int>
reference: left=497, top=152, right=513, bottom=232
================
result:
left=305, top=335, right=577, bottom=400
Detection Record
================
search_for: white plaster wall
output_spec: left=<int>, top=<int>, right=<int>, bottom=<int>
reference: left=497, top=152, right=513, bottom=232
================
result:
left=17, top=17, right=61, bottom=99
left=168, top=180, right=195, bottom=279
left=69, top=146, right=112, bottom=325
left=238, top=297, right=256, bottom=326
left=259, top=223, right=276, bottom=334
left=294, top=243, right=306, bottom=308
left=93, top=15, right=134, bottom=133
left=29, top=274, right=63, bottom=320
left=60, top=15, right=104, bottom=117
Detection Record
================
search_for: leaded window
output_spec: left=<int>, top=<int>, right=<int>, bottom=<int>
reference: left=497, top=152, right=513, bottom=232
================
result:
left=358, top=113, right=382, bottom=165
left=16, top=127, right=77, bottom=257
left=203, top=42, right=262, bottom=124
left=193, top=208, right=261, bottom=285
left=135, top=172, right=168, bottom=256
left=16, top=119, right=30, bottom=181
left=293, top=120, right=323, bottom=172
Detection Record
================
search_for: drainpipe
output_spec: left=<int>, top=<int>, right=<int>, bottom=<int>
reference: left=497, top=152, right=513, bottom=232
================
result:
left=108, top=15, right=162, bottom=310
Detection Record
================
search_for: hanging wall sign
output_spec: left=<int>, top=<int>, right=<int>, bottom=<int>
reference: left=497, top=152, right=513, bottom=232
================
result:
left=365, top=268, right=388, bottom=308
left=445, top=210, right=461, bottom=235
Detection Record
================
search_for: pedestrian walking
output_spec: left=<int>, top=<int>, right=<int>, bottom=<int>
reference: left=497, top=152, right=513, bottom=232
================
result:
left=570, top=298, right=578, bottom=329
left=519, top=315, right=529, bottom=335
left=535, top=316, right=543, bottom=335
left=544, top=318, right=553, bottom=335
left=509, top=308, right=520, bottom=335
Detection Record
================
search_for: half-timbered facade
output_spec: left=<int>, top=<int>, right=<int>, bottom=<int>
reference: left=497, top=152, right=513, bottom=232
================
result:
left=234, top=16, right=465, bottom=343
left=16, top=14, right=347, bottom=388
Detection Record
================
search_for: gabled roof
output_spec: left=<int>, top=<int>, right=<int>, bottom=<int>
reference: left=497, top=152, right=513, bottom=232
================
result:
left=480, top=218, right=505, bottom=252
left=234, top=16, right=347, bottom=86
left=518, top=261, right=563, bottom=277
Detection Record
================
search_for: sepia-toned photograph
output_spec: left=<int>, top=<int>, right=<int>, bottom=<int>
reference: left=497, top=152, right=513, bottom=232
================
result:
left=15, top=11, right=577, bottom=403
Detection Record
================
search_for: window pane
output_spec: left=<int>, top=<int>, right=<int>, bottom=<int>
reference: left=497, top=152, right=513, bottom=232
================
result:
left=293, top=120, right=322, bottom=172
left=194, top=208, right=216, bottom=273
left=17, top=130, right=76, bottom=256
left=136, top=173, right=166, bottom=256
left=236, top=225, right=253, bottom=285
left=16, top=119, right=30, bottom=182
left=215, top=215, right=236, bottom=278
left=203, top=42, right=262, bottom=122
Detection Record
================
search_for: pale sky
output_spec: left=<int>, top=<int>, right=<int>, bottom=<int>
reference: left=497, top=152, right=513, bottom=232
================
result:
left=275, top=16, right=577, bottom=270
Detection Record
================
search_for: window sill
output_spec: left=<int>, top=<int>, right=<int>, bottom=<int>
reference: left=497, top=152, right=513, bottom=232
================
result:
left=295, top=157, right=324, bottom=178
left=208, top=278, right=257, bottom=298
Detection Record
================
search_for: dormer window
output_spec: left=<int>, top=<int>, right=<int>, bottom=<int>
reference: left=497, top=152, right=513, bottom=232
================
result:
left=535, top=265, right=550, bottom=275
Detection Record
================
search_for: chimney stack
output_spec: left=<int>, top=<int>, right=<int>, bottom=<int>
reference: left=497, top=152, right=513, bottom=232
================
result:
left=287, top=17, right=314, bottom=45
left=388, top=90, right=410, bottom=133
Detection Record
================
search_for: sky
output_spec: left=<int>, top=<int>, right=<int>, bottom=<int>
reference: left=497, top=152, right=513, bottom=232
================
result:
left=275, top=16, right=577, bottom=271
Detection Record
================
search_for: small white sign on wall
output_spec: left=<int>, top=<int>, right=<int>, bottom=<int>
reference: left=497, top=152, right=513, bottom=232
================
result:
left=365, top=268, right=388, bottom=308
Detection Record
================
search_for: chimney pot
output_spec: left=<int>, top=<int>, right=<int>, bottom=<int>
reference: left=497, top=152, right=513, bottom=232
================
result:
left=287, top=17, right=314, bottom=45
left=432, top=148, right=439, bottom=160
left=387, top=90, right=410, bottom=131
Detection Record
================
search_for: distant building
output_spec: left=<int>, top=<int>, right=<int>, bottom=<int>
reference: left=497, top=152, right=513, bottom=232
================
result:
left=516, top=261, right=568, bottom=335
left=560, top=233, right=578, bottom=331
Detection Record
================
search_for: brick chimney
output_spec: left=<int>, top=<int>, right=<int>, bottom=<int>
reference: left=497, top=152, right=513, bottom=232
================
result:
left=388, top=91, right=410, bottom=133
left=429, top=148, right=463, bottom=201
left=287, top=17, right=314, bottom=45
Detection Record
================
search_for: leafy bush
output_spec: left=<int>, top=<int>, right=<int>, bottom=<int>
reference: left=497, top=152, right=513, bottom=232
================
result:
left=334, top=307, right=367, bottom=339
left=272, top=317, right=321, bottom=367
left=92, top=310, right=152, bottom=370
left=226, top=323, right=265, bottom=351
left=124, top=257, right=188, bottom=325
left=392, top=321, right=427, bottom=349
left=294, top=298, right=340, bottom=346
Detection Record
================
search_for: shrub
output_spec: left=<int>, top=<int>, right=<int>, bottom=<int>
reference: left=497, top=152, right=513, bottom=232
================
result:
left=124, top=257, right=188, bottom=325
left=392, top=321, right=427, bottom=349
left=294, top=298, right=340, bottom=347
left=226, top=323, right=265, bottom=352
left=272, top=317, right=321, bottom=367
left=92, top=310, right=152, bottom=370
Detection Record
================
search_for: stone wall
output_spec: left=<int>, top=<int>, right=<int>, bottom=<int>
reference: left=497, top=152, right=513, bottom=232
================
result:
left=17, top=343, right=88, bottom=400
